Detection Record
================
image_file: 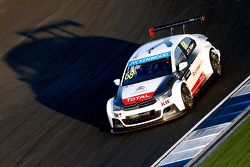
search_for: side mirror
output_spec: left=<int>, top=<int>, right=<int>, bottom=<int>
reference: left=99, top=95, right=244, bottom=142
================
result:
left=113, top=79, right=121, bottom=86
left=178, top=62, right=188, bottom=71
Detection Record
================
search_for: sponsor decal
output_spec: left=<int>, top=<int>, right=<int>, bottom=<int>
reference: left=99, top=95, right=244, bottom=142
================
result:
left=128, top=51, right=171, bottom=67
left=123, top=92, right=154, bottom=105
left=191, top=72, right=206, bottom=96
left=193, top=61, right=203, bottom=76
left=161, top=99, right=170, bottom=107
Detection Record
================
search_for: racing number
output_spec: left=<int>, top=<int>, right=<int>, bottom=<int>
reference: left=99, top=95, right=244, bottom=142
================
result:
left=125, top=71, right=135, bottom=80
left=124, top=65, right=141, bottom=80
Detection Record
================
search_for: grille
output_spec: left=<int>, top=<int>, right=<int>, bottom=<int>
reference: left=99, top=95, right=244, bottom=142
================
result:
left=122, top=98, right=157, bottom=111
left=122, top=110, right=161, bottom=125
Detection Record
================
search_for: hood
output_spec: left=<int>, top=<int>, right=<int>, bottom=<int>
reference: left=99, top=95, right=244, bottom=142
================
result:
left=121, top=76, right=165, bottom=105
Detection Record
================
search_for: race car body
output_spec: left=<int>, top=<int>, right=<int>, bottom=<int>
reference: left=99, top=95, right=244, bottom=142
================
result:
left=106, top=17, right=221, bottom=133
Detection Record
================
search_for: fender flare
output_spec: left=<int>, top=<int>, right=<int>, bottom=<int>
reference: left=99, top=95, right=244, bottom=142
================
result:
left=106, top=98, right=115, bottom=128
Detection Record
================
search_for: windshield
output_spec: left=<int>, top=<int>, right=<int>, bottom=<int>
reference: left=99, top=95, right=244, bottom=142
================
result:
left=122, top=57, right=172, bottom=86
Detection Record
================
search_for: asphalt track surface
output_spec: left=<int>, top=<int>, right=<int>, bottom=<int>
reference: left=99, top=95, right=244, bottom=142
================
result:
left=0, top=0, right=249, bottom=166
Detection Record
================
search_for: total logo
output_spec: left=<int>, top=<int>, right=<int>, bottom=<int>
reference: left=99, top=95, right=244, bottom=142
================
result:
left=123, top=92, right=154, bottom=105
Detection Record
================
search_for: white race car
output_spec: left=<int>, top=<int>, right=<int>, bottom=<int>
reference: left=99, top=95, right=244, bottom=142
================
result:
left=106, top=16, right=221, bottom=133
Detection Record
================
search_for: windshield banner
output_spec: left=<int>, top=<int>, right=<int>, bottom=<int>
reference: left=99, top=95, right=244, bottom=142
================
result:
left=128, top=51, right=171, bottom=67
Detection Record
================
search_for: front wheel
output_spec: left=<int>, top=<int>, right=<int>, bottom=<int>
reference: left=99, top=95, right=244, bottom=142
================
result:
left=210, top=50, right=221, bottom=76
left=181, top=84, right=193, bottom=111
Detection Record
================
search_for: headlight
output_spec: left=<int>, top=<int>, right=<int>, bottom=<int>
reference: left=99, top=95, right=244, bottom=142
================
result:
left=113, top=103, right=121, bottom=111
left=113, top=104, right=122, bottom=118
left=157, top=89, right=172, bottom=101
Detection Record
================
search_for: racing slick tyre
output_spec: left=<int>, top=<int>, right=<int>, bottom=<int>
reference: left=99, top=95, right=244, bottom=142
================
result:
left=181, top=84, right=193, bottom=111
left=210, top=50, right=221, bottom=76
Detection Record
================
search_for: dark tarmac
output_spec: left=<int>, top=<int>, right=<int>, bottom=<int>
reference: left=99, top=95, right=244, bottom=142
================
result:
left=0, top=0, right=249, bottom=166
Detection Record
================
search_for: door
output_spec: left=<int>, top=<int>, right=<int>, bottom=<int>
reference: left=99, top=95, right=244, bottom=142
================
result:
left=174, top=37, right=204, bottom=96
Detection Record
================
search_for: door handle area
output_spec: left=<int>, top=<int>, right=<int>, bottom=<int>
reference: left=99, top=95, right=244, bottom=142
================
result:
left=184, top=70, right=191, bottom=80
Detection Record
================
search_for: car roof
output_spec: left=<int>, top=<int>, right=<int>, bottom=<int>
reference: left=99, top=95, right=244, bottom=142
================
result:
left=128, top=34, right=188, bottom=62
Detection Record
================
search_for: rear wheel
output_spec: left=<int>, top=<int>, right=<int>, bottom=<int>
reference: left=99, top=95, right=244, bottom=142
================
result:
left=181, top=84, right=193, bottom=111
left=210, top=50, right=221, bottom=76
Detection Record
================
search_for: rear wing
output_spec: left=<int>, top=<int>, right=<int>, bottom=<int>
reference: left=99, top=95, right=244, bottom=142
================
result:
left=149, top=15, right=206, bottom=37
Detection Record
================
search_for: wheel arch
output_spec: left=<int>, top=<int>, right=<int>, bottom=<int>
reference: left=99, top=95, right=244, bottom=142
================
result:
left=106, top=97, right=115, bottom=128
left=171, top=80, right=189, bottom=111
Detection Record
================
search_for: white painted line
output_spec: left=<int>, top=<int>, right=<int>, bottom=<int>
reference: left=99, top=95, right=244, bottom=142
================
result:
left=173, top=135, right=217, bottom=154
left=184, top=122, right=229, bottom=141
left=158, top=147, right=205, bottom=166
left=171, top=145, right=205, bottom=155
left=183, top=133, right=218, bottom=143
left=159, top=157, right=191, bottom=166
left=152, top=75, right=250, bottom=167
left=232, top=84, right=250, bottom=97
left=232, top=82, right=250, bottom=97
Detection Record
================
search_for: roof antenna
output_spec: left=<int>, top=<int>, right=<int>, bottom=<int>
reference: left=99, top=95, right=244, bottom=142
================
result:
left=148, top=47, right=153, bottom=54
left=182, top=24, right=186, bottom=34
left=170, top=27, right=173, bottom=36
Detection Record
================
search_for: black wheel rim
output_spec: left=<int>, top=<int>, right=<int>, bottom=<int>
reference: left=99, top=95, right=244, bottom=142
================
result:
left=182, top=86, right=192, bottom=108
left=211, top=53, right=221, bottom=75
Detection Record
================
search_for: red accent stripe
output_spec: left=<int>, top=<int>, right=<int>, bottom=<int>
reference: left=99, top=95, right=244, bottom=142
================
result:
left=191, top=72, right=206, bottom=96
left=123, top=92, right=154, bottom=105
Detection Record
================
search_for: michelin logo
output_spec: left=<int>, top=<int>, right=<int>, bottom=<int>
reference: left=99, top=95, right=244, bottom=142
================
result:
left=128, top=51, right=171, bottom=67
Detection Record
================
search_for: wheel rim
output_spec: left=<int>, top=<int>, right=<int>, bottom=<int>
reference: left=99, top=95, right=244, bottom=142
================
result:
left=182, top=85, right=192, bottom=108
left=211, top=53, right=221, bottom=75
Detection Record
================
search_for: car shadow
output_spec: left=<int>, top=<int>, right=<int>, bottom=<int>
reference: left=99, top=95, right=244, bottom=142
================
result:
left=5, top=21, right=140, bottom=132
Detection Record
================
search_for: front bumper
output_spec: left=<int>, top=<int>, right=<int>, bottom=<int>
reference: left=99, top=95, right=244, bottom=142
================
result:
left=110, top=104, right=186, bottom=134
left=111, top=118, right=164, bottom=134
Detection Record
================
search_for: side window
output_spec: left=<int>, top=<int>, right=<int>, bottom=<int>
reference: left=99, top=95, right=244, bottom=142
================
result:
left=178, top=37, right=197, bottom=63
left=174, top=46, right=186, bottom=66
